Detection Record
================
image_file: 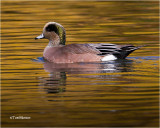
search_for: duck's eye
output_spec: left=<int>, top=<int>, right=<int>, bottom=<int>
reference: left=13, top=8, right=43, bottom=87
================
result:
left=46, top=24, right=58, bottom=33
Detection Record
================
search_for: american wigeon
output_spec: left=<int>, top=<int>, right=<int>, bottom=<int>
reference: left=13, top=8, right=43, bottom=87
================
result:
left=35, top=22, right=142, bottom=63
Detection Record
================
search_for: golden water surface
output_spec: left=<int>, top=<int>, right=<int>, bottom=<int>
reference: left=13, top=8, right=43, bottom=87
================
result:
left=1, top=1, right=159, bottom=127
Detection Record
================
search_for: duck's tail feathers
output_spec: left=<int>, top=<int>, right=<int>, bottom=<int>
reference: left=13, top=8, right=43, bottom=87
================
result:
left=88, top=43, right=145, bottom=59
left=113, top=45, right=146, bottom=59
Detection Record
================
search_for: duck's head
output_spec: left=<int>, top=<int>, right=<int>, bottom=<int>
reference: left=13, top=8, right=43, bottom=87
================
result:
left=35, top=22, right=66, bottom=45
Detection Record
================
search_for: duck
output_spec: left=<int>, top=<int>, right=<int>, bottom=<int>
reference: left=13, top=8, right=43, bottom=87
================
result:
left=35, top=22, right=142, bottom=63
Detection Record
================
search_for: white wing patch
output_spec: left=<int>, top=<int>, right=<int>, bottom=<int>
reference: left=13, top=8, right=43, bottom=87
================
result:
left=101, top=54, right=117, bottom=61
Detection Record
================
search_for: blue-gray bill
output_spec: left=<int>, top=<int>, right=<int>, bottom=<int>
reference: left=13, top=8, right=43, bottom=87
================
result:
left=35, top=33, right=45, bottom=40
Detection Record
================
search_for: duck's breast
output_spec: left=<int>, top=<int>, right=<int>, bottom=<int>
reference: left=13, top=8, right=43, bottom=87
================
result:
left=43, top=46, right=60, bottom=62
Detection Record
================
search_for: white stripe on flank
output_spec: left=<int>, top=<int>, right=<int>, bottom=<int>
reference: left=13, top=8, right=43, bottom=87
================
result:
left=101, top=54, right=117, bottom=61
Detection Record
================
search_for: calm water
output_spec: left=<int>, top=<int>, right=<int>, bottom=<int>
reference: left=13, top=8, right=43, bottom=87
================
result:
left=1, top=1, right=159, bottom=127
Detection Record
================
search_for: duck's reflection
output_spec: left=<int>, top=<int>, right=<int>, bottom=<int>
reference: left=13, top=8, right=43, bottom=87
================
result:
left=38, top=59, right=133, bottom=93
left=39, top=72, right=66, bottom=93
left=43, top=59, right=133, bottom=74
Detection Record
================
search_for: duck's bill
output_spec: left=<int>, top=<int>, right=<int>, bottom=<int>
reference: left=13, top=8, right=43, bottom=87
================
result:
left=35, top=33, right=45, bottom=40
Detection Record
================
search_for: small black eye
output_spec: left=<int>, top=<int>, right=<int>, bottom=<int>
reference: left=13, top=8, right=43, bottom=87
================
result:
left=46, top=24, right=58, bottom=33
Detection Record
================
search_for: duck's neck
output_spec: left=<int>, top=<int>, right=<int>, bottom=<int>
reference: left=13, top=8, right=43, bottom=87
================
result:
left=48, top=35, right=61, bottom=47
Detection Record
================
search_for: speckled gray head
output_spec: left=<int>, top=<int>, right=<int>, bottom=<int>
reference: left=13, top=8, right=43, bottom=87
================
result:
left=35, top=22, right=66, bottom=45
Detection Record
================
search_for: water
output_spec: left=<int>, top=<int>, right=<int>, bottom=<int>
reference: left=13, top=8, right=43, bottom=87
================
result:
left=1, top=1, right=159, bottom=127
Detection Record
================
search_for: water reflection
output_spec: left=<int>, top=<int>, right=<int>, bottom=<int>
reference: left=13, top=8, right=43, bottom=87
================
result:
left=38, top=72, right=66, bottom=94
left=38, top=59, right=134, bottom=94
left=43, top=59, right=133, bottom=74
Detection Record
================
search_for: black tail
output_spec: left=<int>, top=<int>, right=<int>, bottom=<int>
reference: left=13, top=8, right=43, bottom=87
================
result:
left=113, top=45, right=145, bottom=59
